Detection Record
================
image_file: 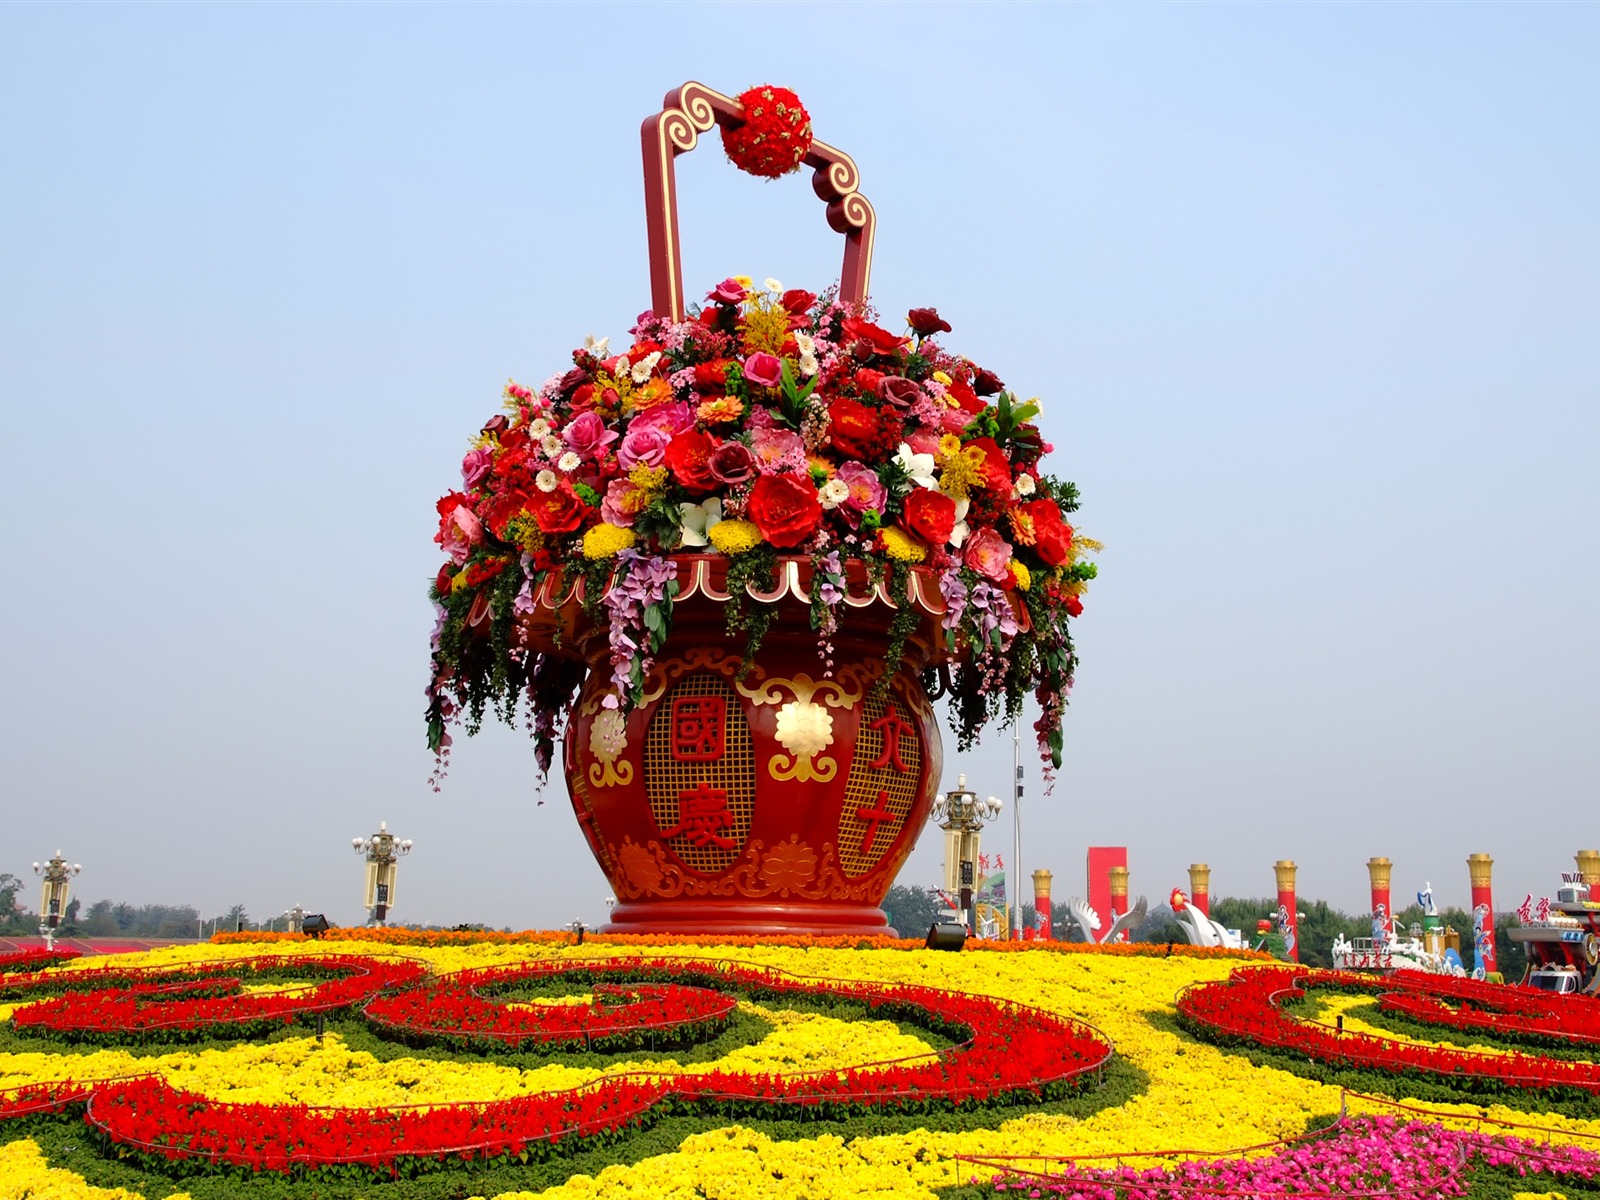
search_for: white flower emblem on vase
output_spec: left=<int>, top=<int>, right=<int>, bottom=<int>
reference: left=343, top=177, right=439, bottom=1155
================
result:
left=771, top=699, right=837, bottom=783
left=587, top=708, right=633, bottom=789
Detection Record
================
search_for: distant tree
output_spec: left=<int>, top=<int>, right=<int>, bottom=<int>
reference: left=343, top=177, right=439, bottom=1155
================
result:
left=1294, top=899, right=1369, bottom=969
left=82, top=900, right=117, bottom=937
left=1493, top=914, right=1527, bottom=982
left=0, top=873, right=20, bottom=917
left=1130, top=903, right=1185, bottom=945
left=881, top=884, right=943, bottom=937
left=224, top=904, right=249, bottom=933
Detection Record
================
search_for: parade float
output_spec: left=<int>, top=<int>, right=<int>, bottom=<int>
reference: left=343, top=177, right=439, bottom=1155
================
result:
left=424, top=83, right=1096, bottom=935
left=1508, top=858, right=1600, bottom=994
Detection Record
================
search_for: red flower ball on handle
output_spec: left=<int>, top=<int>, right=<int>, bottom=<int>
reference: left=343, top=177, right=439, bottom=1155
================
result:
left=722, top=85, right=813, bottom=179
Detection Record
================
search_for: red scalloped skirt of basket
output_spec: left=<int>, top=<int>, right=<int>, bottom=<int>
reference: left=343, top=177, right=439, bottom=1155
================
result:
left=518, top=555, right=1025, bottom=935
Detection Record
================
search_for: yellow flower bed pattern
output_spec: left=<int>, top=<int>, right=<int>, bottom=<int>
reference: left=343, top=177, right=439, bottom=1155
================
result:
left=2, top=940, right=1597, bottom=1199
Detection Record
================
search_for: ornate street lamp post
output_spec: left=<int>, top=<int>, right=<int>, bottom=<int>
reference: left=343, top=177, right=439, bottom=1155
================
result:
left=352, top=822, right=412, bottom=926
left=931, top=775, right=1002, bottom=936
left=32, top=852, right=81, bottom=951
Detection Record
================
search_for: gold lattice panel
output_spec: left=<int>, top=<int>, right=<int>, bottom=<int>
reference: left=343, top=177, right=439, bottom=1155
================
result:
left=838, top=691, right=922, bottom=877
left=645, top=674, right=754, bottom=875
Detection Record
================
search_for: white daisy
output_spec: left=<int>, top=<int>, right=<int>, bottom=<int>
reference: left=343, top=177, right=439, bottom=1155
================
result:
left=557, top=451, right=581, bottom=473
left=818, top=478, right=850, bottom=509
left=535, top=469, right=559, bottom=493
left=630, top=351, right=662, bottom=384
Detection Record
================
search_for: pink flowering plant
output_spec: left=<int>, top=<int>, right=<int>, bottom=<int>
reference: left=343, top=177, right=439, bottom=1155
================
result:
left=426, top=279, right=1097, bottom=785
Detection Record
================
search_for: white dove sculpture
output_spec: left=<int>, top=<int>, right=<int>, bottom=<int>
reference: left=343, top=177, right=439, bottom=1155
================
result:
left=1064, top=895, right=1149, bottom=945
left=1169, top=888, right=1244, bottom=950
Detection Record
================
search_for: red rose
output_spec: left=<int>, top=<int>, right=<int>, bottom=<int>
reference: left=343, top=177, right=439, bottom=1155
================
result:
left=434, top=564, right=455, bottom=596
left=780, top=289, right=817, bottom=316
left=746, top=474, right=822, bottom=548
left=526, top=484, right=588, bottom=535
left=828, top=395, right=902, bottom=461
left=853, top=368, right=886, bottom=395
left=663, top=429, right=721, bottom=494
left=971, top=366, right=1004, bottom=396
left=907, top=307, right=952, bottom=336
left=902, top=489, right=957, bottom=547
left=965, top=437, right=1015, bottom=494
left=879, top=376, right=921, bottom=408
left=1022, top=499, right=1073, bottom=566
left=1065, top=594, right=1084, bottom=618
left=840, top=316, right=909, bottom=356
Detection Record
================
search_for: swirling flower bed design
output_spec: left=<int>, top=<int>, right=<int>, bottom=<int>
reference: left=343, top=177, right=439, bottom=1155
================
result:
left=1, top=947, right=1110, bottom=1178
left=5, top=939, right=1600, bottom=1199
left=1178, top=965, right=1600, bottom=1097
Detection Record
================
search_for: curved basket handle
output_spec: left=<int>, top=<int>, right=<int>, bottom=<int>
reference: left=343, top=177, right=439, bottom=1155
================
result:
left=641, top=81, right=876, bottom=322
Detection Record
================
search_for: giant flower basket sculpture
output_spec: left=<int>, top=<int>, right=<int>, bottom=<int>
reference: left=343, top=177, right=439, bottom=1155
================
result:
left=426, top=83, right=1097, bottom=934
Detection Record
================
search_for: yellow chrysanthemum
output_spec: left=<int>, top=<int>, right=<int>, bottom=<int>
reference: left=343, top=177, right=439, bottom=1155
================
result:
left=937, top=434, right=963, bottom=458
left=931, top=370, right=953, bottom=386
left=627, top=464, right=670, bottom=495
left=582, top=524, right=637, bottom=559
left=1010, top=559, right=1031, bottom=591
left=879, top=527, right=927, bottom=563
left=937, top=446, right=985, bottom=500
left=709, top=519, right=763, bottom=555
left=740, top=300, right=793, bottom=358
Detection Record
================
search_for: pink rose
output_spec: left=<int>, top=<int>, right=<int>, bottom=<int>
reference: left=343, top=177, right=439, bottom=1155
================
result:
left=835, top=461, right=886, bottom=526
left=460, top=446, right=494, bottom=487
left=707, top=277, right=747, bottom=305
left=905, top=430, right=942, bottom=458
left=436, top=500, right=484, bottom=565
left=964, top=527, right=1013, bottom=583
left=601, top=479, right=646, bottom=527
left=618, top=425, right=671, bottom=471
left=751, top=427, right=806, bottom=474
left=564, top=411, right=619, bottom=459
left=742, top=352, right=783, bottom=389
left=708, top=440, right=758, bottom=485
left=630, top=401, right=695, bottom=437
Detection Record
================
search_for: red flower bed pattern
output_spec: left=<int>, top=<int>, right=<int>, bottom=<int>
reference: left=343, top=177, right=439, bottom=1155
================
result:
left=1178, top=967, right=1600, bottom=1097
left=1374, top=972, right=1600, bottom=1047
left=8, top=955, right=424, bottom=1043
left=0, top=948, right=81, bottom=973
left=8, top=957, right=1113, bottom=1177
left=364, top=963, right=738, bottom=1052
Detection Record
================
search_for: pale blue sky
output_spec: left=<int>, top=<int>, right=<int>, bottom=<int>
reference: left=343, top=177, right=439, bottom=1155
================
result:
left=3, top=3, right=1596, bottom=929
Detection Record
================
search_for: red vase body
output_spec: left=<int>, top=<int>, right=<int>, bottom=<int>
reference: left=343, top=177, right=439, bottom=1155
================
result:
left=548, top=557, right=947, bottom=936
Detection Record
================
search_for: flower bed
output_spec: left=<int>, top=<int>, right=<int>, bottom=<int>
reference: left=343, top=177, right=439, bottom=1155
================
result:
left=1177, top=966, right=1600, bottom=1098
left=0, top=949, right=80, bottom=974
left=364, top=967, right=740, bottom=1053
left=977, top=1115, right=1600, bottom=1199
left=3, top=939, right=1599, bottom=1200
left=58, top=957, right=1112, bottom=1177
left=8, top=955, right=424, bottom=1043
left=1374, top=971, right=1600, bottom=1048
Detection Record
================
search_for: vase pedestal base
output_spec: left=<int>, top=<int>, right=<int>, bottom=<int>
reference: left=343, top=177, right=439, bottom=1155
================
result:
left=601, top=899, right=899, bottom=938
